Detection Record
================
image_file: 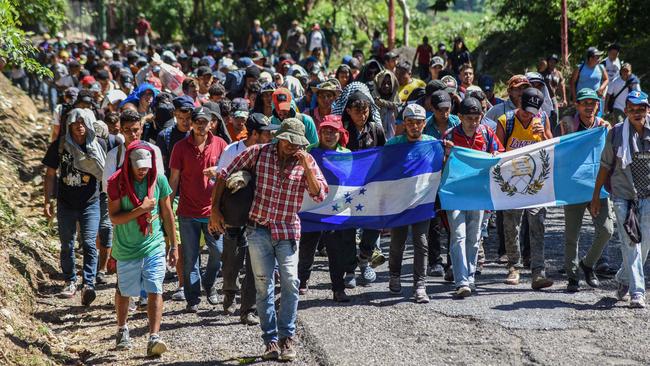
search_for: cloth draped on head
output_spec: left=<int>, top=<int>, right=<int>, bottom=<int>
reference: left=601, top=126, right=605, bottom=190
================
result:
left=107, top=141, right=158, bottom=236
left=119, top=83, right=160, bottom=108
left=64, top=108, right=106, bottom=181
left=330, top=81, right=381, bottom=123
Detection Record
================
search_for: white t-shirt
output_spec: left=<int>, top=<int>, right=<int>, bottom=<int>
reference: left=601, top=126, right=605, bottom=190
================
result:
left=309, top=31, right=323, bottom=51
left=604, top=58, right=621, bottom=83
left=607, top=77, right=641, bottom=112
left=102, top=142, right=165, bottom=192
left=216, top=140, right=249, bottom=172
left=52, top=104, right=63, bottom=126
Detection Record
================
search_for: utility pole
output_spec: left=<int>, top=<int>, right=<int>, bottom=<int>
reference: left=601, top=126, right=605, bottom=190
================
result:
left=388, top=0, right=395, bottom=49
left=561, top=0, right=569, bottom=65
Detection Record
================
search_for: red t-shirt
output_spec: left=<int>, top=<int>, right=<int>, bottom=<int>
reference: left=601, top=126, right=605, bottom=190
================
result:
left=136, top=20, right=151, bottom=36
left=443, top=124, right=504, bottom=153
left=169, top=132, right=227, bottom=218
left=416, top=44, right=433, bottom=66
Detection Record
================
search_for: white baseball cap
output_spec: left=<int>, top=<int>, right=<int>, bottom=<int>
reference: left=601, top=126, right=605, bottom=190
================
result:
left=129, top=148, right=153, bottom=169
left=403, top=103, right=427, bottom=120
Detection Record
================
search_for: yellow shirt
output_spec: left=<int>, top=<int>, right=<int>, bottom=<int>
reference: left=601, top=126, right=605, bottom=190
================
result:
left=498, top=112, right=543, bottom=151
left=398, top=78, right=427, bottom=102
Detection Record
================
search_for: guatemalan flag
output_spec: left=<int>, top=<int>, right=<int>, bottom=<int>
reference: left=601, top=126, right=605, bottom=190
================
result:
left=439, top=127, right=609, bottom=210
left=299, top=140, right=445, bottom=232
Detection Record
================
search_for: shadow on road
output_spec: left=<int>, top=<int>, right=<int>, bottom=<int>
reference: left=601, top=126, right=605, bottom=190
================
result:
left=492, top=296, right=618, bottom=311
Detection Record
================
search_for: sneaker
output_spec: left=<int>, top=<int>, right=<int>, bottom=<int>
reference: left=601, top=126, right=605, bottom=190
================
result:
left=279, top=337, right=297, bottom=362
left=223, top=293, right=236, bottom=315
left=81, top=286, right=96, bottom=306
left=444, top=266, right=454, bottom=282
left=388, top=276, right=401, bottom=294
left=262, top=342, right=280, bottom=360
left=240, top=312, right=260, bottom=325
left=138, top=296, right=148, bottom=310
left=333, top=290, right=350, bottom=303
left=147, top=334, right=168, bottom=357
left=531, top=274, right=553, bottom=290
left=414, top=287, right=430, bottom=303
left=128, top=298, right=137, bottom=313
left=630, top=294, right=646, bottom=308
left=616, top=283, right=630, bottom=301
left=171, top=286, right=186, bottom=301
left=344, top=273, right=357, bottom=289
left=358, top=261, right=376, bottom=285
left=95, top=271, right=107, bottom=285
left=299, top=280, right=309, bottom=295
left=428, top=263, right=444, bottom=277
left=504, top=267, right=520, bottom=285
left=207, top=288, right=219, bottom=305
left=115, top=327, right=133, bottom=350
left=185, top=304, right=199, bottom=313
left=579, top=260, right=600, bottom=288
left=497, top=254, right=509, bottom=264
left=468, top=283, right=477, bottom=292
left=455, top=286, right=472, bottom=298
left=59, top=281, right=77, bottom=298
left=370, top=249, right=386, bottom=268
left=566, top=278, right=580, bottom=293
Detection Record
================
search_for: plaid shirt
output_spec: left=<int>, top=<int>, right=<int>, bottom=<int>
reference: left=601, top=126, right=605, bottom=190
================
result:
left=221, top=143, right=328, bottom=240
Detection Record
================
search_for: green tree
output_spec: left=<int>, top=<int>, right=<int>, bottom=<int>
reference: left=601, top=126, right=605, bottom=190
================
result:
left=0, top=0, right=55, bottom=77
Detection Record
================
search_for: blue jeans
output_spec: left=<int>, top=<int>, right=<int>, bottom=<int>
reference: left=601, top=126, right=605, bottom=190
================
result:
left=57, top=200, right=100, bottom=287
left=246, top=226, right=299, bottom=343
left=179, top=217, right=223, bottom=306
left=612, top=198, right=650, bottom=297
left=447, top=210, right=484, bottom=288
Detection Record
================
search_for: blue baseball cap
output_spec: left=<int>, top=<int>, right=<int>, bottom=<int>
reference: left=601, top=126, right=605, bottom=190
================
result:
left=172, top=95, right=195, bottom=111
left=627, top=90, right=649, bottom=106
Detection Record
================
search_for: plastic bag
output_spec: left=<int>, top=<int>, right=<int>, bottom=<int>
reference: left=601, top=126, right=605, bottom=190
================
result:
left=158, top=63, right=185, bottom=95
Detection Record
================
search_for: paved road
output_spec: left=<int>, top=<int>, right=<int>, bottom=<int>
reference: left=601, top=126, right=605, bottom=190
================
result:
left=37, top=208, right=650, bottom=365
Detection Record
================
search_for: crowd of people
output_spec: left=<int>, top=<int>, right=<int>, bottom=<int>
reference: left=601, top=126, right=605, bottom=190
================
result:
left=5, top=15, right=647, bottom=361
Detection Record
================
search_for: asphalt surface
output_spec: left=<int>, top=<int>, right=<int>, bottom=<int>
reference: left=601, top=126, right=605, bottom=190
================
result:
left=37, top=207, right=650, bottom=365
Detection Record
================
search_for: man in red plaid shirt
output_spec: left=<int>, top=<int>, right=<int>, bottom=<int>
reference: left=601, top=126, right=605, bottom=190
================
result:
left=209, top=118, right=328, bottom=362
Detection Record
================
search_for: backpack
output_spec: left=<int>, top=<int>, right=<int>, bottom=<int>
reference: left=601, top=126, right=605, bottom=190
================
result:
left=162, top=126, right=173, bottom=155
left=503, top=109, right=547, bottom=144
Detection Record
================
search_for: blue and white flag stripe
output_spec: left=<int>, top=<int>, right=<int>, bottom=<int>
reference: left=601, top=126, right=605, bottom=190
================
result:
left=439, top=127, right=608, bottom=211
left=300, top=141, right=444, bottom=232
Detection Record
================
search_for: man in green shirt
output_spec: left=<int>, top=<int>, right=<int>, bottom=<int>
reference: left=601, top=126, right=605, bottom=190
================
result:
left=107, top=142, right=178, bottom=357
left=386, top=104, right=434, bottom=303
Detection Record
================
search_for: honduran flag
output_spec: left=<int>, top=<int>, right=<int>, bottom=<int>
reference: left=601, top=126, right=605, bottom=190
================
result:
left=299, top=140, right=445, bottom=232
left=439, top=127, right=609, bottom=211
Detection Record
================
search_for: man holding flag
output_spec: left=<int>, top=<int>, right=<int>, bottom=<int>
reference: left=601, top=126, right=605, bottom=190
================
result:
left=495, top=87, right=554, bottom=289
left=442, top=97, right=503, bottom=297
left=385, top=104, right=435, bottom=303
left=559, top=89, right=613, bottom=293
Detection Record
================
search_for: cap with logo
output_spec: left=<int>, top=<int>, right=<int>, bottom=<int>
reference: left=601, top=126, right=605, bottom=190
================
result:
left=627, top=90, right=649, bottom=106
left=459, top=97, right=483, bottom=115
left=403, top=104, right=427, bottom=120
left=576, top=88, right=599, bottom=102
left=431, top=90, right=452, bottom=109
left=130, top=148, right=153, bottom=169
left=191, top=106, right=212, bottom=121
left=318, top=114, right=349, bottom=147
left=272, top=88, right=293, bottom=112
left=430, top=56, right=445, bottom=68
left=521, top=88, right=544, bottom=115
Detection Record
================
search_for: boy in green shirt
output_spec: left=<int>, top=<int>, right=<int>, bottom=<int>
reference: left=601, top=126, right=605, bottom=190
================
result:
left=107, top=142, right=178, bottom=357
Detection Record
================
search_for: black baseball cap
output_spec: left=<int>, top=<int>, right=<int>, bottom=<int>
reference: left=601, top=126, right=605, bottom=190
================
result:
left=521, top=88, right=544, bottom=115
left=586, top=46, right=603, bottom=58
left=431, top=90, right=451, bottom=109
left=246, top=113, right=279, bottom=131
left=396, top=61, right=411, bottom=71
left=196, top=66, right=213, bottom=77
left=459, top=97, right=483, bottom=115
left=425, top=80, right=446, bottom=96
left=191, top=106, right=212, bottom=122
